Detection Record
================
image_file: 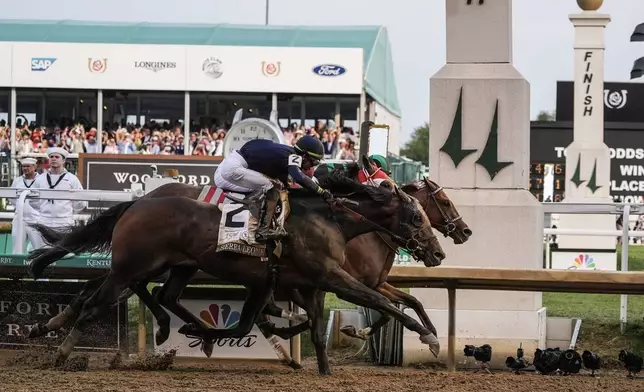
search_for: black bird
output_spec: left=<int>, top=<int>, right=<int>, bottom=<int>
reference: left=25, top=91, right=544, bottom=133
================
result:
left=582, top=350, right=601, bottom=376
left=559, top=349, right=582, bottom=375
left=618, top=349, right=643, bottom=378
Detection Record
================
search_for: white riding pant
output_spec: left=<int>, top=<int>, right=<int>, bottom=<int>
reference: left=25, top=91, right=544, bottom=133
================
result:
left=214, top=151, right=274, bottom=193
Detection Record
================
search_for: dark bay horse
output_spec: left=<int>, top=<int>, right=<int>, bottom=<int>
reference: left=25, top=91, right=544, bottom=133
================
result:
left=28, top=159, right=470, bottom=374
left=27, top=172, right=444, bottom=375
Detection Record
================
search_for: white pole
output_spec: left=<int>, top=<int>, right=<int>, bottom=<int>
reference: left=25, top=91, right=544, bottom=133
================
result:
left=97, top=90, right=104, bottom=152
left=620, top=205, right=630, bottom=334
left=184, top=92, right=190, bottom=155
left=10, top=88, right=17, bottom=179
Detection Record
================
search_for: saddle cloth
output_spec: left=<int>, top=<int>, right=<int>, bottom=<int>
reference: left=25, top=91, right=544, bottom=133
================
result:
left=197, top=185, right=290, bottom=258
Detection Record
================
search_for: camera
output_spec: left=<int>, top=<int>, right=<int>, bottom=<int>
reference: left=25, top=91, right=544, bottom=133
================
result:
left=464, top=344, right=492, bottom=363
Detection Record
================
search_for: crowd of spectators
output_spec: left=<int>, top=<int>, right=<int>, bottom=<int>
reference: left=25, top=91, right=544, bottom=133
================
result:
left=0, top=118, right=358, bottom=160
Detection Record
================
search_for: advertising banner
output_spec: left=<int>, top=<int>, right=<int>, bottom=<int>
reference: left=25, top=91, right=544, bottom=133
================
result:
left=77, top=153, right=222, bottom=208
left=7, top=42, right=363, bottom=95
left=152, top=296, right=292, bottom=360
left=0, top=281, right=126, bottom=350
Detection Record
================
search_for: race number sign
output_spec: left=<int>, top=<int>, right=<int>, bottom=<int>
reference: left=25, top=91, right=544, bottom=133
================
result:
left=77, top=154, right=223, bottom=208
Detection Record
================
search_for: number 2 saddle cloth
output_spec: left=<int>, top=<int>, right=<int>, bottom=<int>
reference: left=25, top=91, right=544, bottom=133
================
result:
left=197, top=185, right=290, bottom=258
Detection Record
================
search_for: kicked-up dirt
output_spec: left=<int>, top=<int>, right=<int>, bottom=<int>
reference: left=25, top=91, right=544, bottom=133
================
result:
left=0, top=350, right=642, bottom=392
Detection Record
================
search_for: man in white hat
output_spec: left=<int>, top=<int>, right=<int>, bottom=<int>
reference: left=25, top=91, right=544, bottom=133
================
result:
left=28, top=147, right=87, bottom=249
left=9, top=157, right=42, bottom=253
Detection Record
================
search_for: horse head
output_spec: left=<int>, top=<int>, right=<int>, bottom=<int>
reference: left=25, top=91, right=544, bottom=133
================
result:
left=318, top=170, right=445, bottom=267
left=402, top=177, right=472, bottom=244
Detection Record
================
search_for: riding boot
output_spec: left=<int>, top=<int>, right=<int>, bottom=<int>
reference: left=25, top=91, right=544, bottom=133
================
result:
left=255, top=187, right=288, bottom=242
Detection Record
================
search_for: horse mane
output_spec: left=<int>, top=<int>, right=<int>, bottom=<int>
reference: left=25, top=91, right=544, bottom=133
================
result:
left=316, top=170, right=392, bottom=204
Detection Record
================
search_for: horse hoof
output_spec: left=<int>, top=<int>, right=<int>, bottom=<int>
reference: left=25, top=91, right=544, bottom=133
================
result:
left=28, top=324, right=48, bottom=338
left=55, top=354, right=67, bottom=368
left=288, top=359, right=303, bottom=370
left=420, top=333, right=440, bottom=357
left=156, top=327, right=170, bottom=346
left=178, top=323, right=199, bottom=336
left=202, top=340, right=214, bottom=358
left=318, top=369, right=332, bottom=376
left=340, top=325, right=360, bottom=339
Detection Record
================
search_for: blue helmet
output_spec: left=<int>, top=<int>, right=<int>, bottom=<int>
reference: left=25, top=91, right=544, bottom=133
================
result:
left=295, top=135, right=324, bottom=160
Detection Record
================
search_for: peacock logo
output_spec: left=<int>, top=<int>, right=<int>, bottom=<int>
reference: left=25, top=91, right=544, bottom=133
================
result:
left=199, top=304, right=240, bottom=330
left=568, top=254, right=596, bottom=270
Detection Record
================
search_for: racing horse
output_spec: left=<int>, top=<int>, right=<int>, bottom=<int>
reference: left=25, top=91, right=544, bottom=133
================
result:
left=28, top=156, right=469, bottom=374
left=27, top=171, right=444, bottom=375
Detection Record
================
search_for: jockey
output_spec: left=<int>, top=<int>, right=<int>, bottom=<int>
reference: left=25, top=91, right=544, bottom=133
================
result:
left=214, top=135, right=333, bottom=242
left=369, top=154, right=391, bottom=176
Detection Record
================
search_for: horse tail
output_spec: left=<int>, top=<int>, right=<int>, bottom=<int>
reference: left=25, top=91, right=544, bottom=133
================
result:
left=28, top=200, right=138, bottom=280
left=32, top=224, right=73, bottom=246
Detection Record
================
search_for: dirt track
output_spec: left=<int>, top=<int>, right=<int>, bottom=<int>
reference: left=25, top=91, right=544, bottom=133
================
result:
left=0, top=353, right=642, bottom=392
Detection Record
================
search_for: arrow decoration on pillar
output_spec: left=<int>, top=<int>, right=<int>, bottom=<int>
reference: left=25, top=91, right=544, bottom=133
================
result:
left=475, top=100, right=513, bottom=180
left=569, top=153, right=585, bottom=188
left=439, top=87, right=477, bottom=168
left=587, top=158, right=602, bottom=194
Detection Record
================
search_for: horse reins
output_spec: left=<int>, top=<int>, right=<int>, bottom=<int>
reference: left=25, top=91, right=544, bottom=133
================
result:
left=332, top=198, right=420, bottom=254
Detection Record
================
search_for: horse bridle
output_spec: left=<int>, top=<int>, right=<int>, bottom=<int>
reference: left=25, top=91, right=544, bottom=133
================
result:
left=417, top=177, right=463, bottom=238
left=332, top=194, right=421, bottom=254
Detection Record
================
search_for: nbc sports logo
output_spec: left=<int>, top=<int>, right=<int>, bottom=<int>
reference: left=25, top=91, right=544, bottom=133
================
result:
left=200, top=304, right=240, bottom=329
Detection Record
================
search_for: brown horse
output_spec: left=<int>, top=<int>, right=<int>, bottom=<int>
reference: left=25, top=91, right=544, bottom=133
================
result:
left=27, top=172, right=444, bottom=375
left=28, top=159, right=469, bottom=374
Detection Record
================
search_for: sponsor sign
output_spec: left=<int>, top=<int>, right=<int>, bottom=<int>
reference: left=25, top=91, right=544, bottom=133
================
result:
left=0, top=254, right=110, bottom=268
left=77, top=154, right=223, bottom=208
left=134, top=61, right=177, bottom=72
left=152, top=295, right=292, bottom=360
left=261, top=61, right=281, bottom=77
left=88, top=58, right=108, bottom=73
left=550, top=251, right=617, bottom=271
left=531, top=123, right=644, bottom=204
left=312, top=64, right=346, bottom=77
left=31, top=57, right=56, bottom=71
left=556, top=81, right=644, bottom=123
left=7, top=42, right=362, bottom=94
left=0, top=281, right=126, bottom=350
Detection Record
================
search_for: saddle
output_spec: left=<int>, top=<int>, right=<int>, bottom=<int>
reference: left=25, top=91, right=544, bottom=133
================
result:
left=198, top=184, right=290, bottom=259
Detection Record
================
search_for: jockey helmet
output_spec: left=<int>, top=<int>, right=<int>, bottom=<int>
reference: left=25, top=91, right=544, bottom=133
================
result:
left=295, top=135, right=324, bottom=160
left=369, top=154, right=389, bottom=173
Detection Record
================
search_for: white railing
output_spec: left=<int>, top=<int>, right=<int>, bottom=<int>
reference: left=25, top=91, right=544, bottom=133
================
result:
left=2, top=187, right=138, bottom=254
left=541, top=202, right=640, bottom=333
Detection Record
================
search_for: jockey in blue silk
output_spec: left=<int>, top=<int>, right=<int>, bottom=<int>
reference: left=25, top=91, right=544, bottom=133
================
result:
left=214, top=135, right=333, bottom=242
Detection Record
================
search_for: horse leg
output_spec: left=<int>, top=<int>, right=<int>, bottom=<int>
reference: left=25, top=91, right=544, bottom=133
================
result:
left=377, top=282, right=437, bottom=335
left=300, top=288, right=331, bottom=376
left=340, top=282, right=437, bottom=339
left=320, top=266, right=440, bottom=357
left=255, top=313, right=303, bottom=370
left=28, top=273, right=108, bottom=338
left=190, top=283, right=274, bottom=341
left=263, top=294, right=308, bottom=323
left=260, top=289, right=310, bottom=338
left=56, top=271, right=130, bottom=365
left=130, top=281, right=172, bottom=346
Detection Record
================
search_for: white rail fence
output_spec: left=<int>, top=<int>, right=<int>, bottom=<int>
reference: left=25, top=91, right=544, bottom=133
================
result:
left=1, top=187, right=642, bottom=330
